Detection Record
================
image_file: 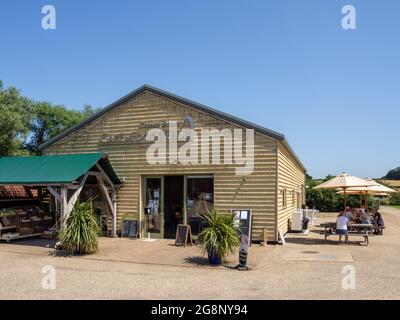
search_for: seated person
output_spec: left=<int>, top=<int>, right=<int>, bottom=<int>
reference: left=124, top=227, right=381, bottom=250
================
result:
left=336, top=212, right=349, bottom=243
left=352, top=209, right=361, bottom=223
left=372, top=209, right=384, bottom=232
left=361, top=210, right=371, bottom=224
left=344, top=207, right=353, bottom=221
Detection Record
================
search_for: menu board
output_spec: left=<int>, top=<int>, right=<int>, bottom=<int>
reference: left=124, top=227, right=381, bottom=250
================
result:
left=175, top=224, right=192, bottom=246
left=232, top=209, right=252, bottom=243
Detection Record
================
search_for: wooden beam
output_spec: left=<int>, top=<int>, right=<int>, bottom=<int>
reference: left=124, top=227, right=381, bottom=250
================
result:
left=87, top=171, right=103, bottom=177
left=78, top=183, right=114, bottom=191
left=47, top=186, right=61, bottom=203
left=95, top=163, right=115, bottom=188
left=96, top=176, right=113, bottom=215
left=64, top=174, right=88, bottom=219
left=67, top=185, right=81, bottom=190
left=96, top=176, right=116, bottom=237
left=60, top=187, right=68, bottom=228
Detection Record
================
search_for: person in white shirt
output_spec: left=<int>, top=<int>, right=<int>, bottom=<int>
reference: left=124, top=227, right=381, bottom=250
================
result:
left=336, top=211, right=349, bottom=243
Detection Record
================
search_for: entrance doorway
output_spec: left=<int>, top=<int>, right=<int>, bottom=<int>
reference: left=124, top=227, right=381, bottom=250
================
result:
left=142, top=175, right=213, bottom=239
left=163, top=176, right=184, bottom=238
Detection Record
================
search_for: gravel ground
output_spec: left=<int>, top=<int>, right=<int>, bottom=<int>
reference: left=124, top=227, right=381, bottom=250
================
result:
left=0, top=206, right=399, bottom=300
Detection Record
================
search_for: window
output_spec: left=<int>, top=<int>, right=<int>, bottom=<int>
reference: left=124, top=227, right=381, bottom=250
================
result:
left=186, top=176, right=214, bottom=235
left=145, top=178, right=161, bottom=233
left=297, top=191, right=302, bottom=209
left=292, top=190, right=295, bottom=206
left=282, top=188, right=287, bottom=208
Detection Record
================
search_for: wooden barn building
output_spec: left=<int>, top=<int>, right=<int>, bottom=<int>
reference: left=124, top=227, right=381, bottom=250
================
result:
left=39, top=85, right=306, bottom=242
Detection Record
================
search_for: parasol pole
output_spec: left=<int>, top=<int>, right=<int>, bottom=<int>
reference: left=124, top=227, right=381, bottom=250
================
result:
left=343, top=187, right=347, bottom=209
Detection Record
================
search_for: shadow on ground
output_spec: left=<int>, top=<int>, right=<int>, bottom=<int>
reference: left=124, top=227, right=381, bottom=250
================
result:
left=184, top=255, right=210, bottom=266
left=284, top=237, right=338, bottom=246
left=4, top=238, right=57, bottom=248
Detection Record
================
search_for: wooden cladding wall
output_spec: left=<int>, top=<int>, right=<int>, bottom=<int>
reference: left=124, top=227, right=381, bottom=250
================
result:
left=277, top=141, right=305, bottom=235
left=43, top=90, right=279, bottom=241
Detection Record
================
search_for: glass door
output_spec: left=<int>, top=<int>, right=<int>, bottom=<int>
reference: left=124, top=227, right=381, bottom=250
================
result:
left=144, top=177, right=164, bottom=239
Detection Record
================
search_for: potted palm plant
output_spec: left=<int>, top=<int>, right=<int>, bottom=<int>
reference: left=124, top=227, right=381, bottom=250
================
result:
left=198, top=207, right=240, bottom=265
left=58, top=199, right=101, bottom=255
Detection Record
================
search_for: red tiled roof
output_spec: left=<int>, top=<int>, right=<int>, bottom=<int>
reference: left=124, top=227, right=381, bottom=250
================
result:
left=0, top=185, right=39, bottom=199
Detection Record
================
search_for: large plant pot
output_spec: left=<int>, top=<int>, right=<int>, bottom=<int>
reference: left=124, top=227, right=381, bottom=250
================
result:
left=208, top=250, right=221, bottom=265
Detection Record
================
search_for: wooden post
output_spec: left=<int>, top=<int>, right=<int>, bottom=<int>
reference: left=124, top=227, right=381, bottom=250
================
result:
left=111, top=190, right=117, bottom=237
left=183, top=176, right=187, bottom=225
left=60, top=186, right=68, bottom=228
left=262, top=227, right=268, bottom=246
left=278, top=228, right=286, bottom=245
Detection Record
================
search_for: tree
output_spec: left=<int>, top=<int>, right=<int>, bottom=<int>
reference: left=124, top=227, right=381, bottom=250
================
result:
left=389, top=192, right=400, bottom=206
left=305, top=173, right=316, bottom=188
left=27, top=102, right=98, bottom=153
left=0, top=82, right=33, bottom=156
left=0, top=80, right=101, bottom=154
left=382, top=167, right=400, bottom=180
left=324, top=174, right=335, bottom=182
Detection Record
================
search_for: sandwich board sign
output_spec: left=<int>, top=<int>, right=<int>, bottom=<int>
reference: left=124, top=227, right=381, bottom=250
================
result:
left=175, top=224, right=193, bottom=247
left=121, top=219, right=138, bottom=238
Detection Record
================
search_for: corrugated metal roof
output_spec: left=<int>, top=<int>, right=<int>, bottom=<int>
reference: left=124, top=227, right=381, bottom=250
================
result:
left=38, top=84, right=306, bottom=171
left=0, top=153, right=121, bottom=185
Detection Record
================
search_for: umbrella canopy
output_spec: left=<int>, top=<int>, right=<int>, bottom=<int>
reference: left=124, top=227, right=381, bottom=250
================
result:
left=332, top=178, right=397, bottom=207
left=313, top=173, right=376, bottom=190
left=336, top=190, right=366, bottom=195
left=344, top=183, right=397, bottom=194
left=336, top=190, right=390, bottom=196
left=313, top=173, right=377, bottom=209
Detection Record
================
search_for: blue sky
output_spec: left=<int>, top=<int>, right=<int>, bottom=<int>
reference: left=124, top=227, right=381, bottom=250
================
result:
left=1, top=0, right=399, bottom=178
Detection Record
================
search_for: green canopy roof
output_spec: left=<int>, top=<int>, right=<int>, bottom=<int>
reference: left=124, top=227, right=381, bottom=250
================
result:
left=0, top=153, right=121, bottom=185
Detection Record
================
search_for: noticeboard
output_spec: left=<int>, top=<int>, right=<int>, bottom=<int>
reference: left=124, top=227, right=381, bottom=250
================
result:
left=232, top=209, right=252, bottom=243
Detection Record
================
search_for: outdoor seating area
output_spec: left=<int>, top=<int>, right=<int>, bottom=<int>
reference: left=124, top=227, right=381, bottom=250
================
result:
left=320, top=207, right=384, bottom=246
left=307, top=172, right=396, bottom=246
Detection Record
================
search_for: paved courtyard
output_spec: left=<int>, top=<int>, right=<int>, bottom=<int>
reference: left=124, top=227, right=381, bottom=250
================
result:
left=0, top=206, right=399, bottom=299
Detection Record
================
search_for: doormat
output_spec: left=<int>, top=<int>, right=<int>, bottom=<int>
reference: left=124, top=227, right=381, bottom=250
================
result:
left=282, top=249, right=353, bottom=262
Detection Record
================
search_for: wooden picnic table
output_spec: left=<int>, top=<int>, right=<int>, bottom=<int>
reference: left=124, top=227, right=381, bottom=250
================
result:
left=323, top=222, right=374, bottom=245
left=320, top=222, right=336, bottom=235
left=348, top=223, right=374, bottom=233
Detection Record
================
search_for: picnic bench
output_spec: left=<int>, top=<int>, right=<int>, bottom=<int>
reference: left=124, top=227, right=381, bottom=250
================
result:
left=374, top=225, right=385, bottom=235
left=322, top=222, right=374, bottom=245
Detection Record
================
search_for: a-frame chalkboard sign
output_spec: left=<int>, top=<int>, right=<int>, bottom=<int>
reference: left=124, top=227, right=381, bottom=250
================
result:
left=175, top=224, right=193, bottom=247
left=121, top=219, right=138, bottom=238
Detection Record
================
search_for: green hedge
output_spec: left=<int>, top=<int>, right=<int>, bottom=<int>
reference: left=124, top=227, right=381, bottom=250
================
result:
left=306, top=188, right=373, bottom=212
